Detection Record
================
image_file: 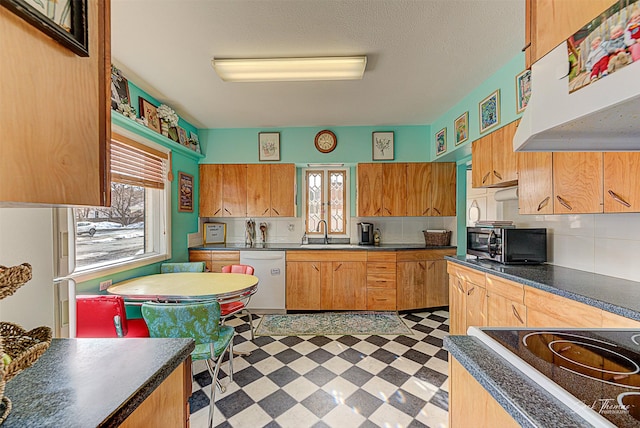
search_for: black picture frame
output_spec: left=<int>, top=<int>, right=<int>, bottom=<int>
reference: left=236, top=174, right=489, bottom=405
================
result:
left=0, top=0, right=89, bottom=57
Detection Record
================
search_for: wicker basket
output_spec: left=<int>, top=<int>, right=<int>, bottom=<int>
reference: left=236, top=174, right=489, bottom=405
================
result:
left=0, top=264, right=32, bottom=300
left=0, top=322, right=52, bottom=382
left=423, top=230, right=452, bottom=247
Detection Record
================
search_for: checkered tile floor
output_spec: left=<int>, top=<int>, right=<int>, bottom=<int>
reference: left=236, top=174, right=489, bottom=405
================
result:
left=189, top=310, right=450, bottom=428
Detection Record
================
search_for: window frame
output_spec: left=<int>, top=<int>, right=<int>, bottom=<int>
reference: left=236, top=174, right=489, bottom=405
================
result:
left=303, top=166, right=350, bottom=237
left=56, top=125, right=172, bottom=283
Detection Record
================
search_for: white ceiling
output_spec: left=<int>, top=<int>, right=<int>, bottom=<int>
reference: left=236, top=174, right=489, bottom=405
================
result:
left=111, top=0, right=524, bottom=129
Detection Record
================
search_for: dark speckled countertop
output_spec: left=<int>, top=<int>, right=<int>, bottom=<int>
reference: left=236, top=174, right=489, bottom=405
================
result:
left=446, top=256, right=640, bottom=321
left=190, top=243, right=457, bottom=251
left=2, top=338, right=194, bottom=428
left=445, top=335, right=594, bottom=428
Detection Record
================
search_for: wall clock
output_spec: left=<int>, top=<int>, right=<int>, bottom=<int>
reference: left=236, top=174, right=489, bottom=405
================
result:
left=315, top=130, right=337, bottom=153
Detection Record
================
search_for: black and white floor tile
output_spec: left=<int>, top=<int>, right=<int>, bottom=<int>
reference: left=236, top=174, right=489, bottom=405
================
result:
left=189, top=310, right=450, bottom=428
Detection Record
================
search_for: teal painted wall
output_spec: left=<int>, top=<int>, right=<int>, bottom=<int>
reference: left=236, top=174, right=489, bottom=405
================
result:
left=199, top=125, right=430, bottom=163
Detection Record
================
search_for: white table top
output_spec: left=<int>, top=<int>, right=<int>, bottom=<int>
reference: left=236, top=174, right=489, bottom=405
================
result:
left=107, top=272, right=259, bottom=302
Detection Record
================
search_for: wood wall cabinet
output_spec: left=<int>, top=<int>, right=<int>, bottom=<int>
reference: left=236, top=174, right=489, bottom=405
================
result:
left=359, top=162, right=455, bottom=217
left=603, top=153, right=640, bottom=213
left=525, top=0, right=615, bottom=68
left=366, top=252, right=397, bottom=311
left=286, top=251, right=367, bottom=310
left=200, top=163, right=295, bottom=217
left=189, top=250, right=240, bottom=272
left=407, top=163, right=456, bottom=217
left=517, top=152, right=553, bottom=215
left=0, top=0, right=110, bottom=205
left=120, top=360, right=191, bottom=428
left=553, top=152, right=603, bottom=214
left=471, top=121, right=519, bottom=188
left=397, top=249, right=455, bottom=311
left=449, top=358, right=520, bottom=428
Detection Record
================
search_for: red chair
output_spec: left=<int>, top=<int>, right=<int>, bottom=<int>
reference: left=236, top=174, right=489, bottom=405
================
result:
left=76, top=295, right=149, bottom=338
left=220, top=264, right=256, bottom=339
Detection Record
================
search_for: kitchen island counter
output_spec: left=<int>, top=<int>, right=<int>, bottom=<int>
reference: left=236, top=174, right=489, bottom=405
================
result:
left=446, top=256, right=640, bottom=322
left=2, top=337, right=194, bottom=427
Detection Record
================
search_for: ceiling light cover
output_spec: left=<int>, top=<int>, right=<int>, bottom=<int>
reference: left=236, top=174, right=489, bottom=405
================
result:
left=211, top=56, right=367, bottom=82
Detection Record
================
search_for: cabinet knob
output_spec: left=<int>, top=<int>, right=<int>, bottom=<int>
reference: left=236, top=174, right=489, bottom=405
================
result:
left=433, top=207, right=441, bottom=216
left=482, top=172, right=491, bottom=184
left=273, top=208, right=280, bottom=215
left=537, top=196, right=550, bottom=212
left=608, top=190, right=631, bottom=208
left=493, top=170, right=502, bottom=180
left=556, top=195, right=573, bottom=211
left=512, top=304, right=524, bottom=324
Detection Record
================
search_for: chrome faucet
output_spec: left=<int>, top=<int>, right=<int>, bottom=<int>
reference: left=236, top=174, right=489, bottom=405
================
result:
left=316, top=220, right=329, bottom=244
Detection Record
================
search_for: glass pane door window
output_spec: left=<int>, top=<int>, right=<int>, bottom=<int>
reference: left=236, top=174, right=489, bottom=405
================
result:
left=305, top=169, right=348, bottom=236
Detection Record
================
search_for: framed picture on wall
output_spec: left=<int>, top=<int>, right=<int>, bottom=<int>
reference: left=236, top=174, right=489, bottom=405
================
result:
left=479, top=89, right=500, bottom=133
left=111, top=66, right=130, bottom=111
left=372, top=131, right=394, bottom=160
left=515, top=69, right=531, bottom=113
left=454, top=112, right=468, bottom=145
left=203, top=222, right=226, bottom=244
left=258, top=132, right=280, bottom=161
left=139, top=98, right=161, bottom=133
left=178, top=171, right=194, bottom=212
left=435, top=128, right=447, bottom=156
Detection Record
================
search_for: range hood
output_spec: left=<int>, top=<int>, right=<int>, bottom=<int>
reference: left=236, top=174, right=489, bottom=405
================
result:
left=514, top=41, right=640, bottom=152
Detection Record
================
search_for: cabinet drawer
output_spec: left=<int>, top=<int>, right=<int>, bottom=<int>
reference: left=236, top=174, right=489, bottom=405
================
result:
left=447, top=263, right=486, bottom=287
left=367, top=288, right=396, bottom=310
left=367, top=251, right=397, bottom=263
left=188, top=250, right=211, bottom=262
left=367, top=262, right=396, bottom=275
left=601, top=311, right=640, bottom=328
left=486, top=274, right=524, bottom=304
left=367, top=273, right=396, bottom=288
left=210, top=251, right=240, bottom=261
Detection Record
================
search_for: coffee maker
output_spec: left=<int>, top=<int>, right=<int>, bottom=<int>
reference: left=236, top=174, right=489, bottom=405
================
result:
left=358, top=222, right=375, bottom=245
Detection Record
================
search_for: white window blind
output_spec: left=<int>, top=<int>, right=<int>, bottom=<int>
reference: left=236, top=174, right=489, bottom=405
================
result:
left=111, top=133, right=168, bottom=189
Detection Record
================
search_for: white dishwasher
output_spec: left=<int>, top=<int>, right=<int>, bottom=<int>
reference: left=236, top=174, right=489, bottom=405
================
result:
left=240, top=251, right=286, bottom=313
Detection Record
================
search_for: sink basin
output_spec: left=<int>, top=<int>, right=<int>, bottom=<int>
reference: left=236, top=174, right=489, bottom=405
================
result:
left=301, top=244, right=359, bottom=249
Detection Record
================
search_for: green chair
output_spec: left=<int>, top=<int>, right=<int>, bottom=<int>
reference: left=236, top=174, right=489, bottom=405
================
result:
left=160, top=261, right=206, bottom=273
left=141, top=300, right=234, bottom=428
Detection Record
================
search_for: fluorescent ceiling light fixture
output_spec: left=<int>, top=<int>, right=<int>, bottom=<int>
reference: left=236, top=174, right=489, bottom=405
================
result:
left=211, top=56, right=367, bottom=82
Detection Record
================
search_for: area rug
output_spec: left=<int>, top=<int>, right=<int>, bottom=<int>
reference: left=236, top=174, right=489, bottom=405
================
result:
left=255, top=312, right=413, bottom=336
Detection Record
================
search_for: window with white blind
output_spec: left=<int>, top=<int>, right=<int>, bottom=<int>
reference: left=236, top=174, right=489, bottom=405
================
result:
left=70, top=131, right=171, bottom=276
left=304, top=167, right=349, bottom=236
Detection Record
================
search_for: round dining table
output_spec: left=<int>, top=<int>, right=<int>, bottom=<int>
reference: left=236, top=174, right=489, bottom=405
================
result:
left=106, top=272, right=259, bottom=303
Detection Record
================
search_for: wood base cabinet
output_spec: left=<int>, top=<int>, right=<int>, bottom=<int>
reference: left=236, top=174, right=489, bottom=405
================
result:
left=189, top=250, right=240, bottom=273
left=121, top=359, right=191, bottom=427
left=366, top=252, right=397, bottom=311
left=449, top=358, right=519, bottom=428
left=447, top=263, right=488, bottom=335
left=397, top=249, right=455, bottom=311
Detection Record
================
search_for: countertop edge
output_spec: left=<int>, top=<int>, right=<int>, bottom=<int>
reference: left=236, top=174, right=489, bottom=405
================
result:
left=444, top=335, right=592, bottom=428
left=445, top=256, right=640, bottom=321
left=190, top=244, right=457, bottom=251
left=102, top=339, right=195, bottom=427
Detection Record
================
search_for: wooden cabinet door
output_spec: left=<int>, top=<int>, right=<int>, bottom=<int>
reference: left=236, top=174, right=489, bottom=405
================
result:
left=604, top=153, right=640, bottom=213
left=525, top=286, right=602, bottom=328
left=199, top=164, right=223, bottom=217
left=487, top=294, right=526, bottom=328
left=222, top=164, right=247, bottom=217
left=465, top=280, right=487, bottom=331
left=425, top=260, right=449, bottom=308
left=553, top=152, right=603, bottom=214
left=270, top=164, right=295, bottom=217
left=529, top=0, right=615, bottom=66
left=472, top=136, right=493, bottom=188
left=286, top=261, right=321, bottom=310
left=406, top=163, right=431, bottom=216
left=382, top=163, right=407, bottom=216
left=431, top=162, right=456, bottom=216
left=357, top=163, right=383, bottom=216
left=1, top=0, right=110, bottom=205
left=396, top=261, right=426, bottom=311
left=517, top=152, right=553, bottom=214
left=449, top=275, right=467, bottom=335
left=449, top=359, right=520, bottom=428
left=325, top=261, right=367, bottom=310
left=246, top=164, right=271, bottom=217
left=491, top=122, right=518, bottom=186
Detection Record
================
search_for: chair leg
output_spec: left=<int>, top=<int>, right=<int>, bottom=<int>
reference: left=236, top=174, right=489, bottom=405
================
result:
left=206, top=338, right=232, bottom=428
left=245, top=309, right=255, bottom=340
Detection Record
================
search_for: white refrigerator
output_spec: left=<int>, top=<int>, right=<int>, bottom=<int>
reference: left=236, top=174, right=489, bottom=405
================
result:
left=0, top=208, right=58, bottom=334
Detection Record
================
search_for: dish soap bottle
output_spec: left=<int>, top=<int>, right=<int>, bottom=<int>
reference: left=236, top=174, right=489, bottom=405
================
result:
left=373, top=228, right=381, bottom=246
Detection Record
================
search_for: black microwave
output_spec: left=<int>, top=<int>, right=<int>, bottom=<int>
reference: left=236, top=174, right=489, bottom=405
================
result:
left=467, top=227, right=547, bottom=264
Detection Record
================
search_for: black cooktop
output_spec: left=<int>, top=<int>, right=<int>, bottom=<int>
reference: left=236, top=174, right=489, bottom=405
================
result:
left=474, top=328, right=640, bottom=427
